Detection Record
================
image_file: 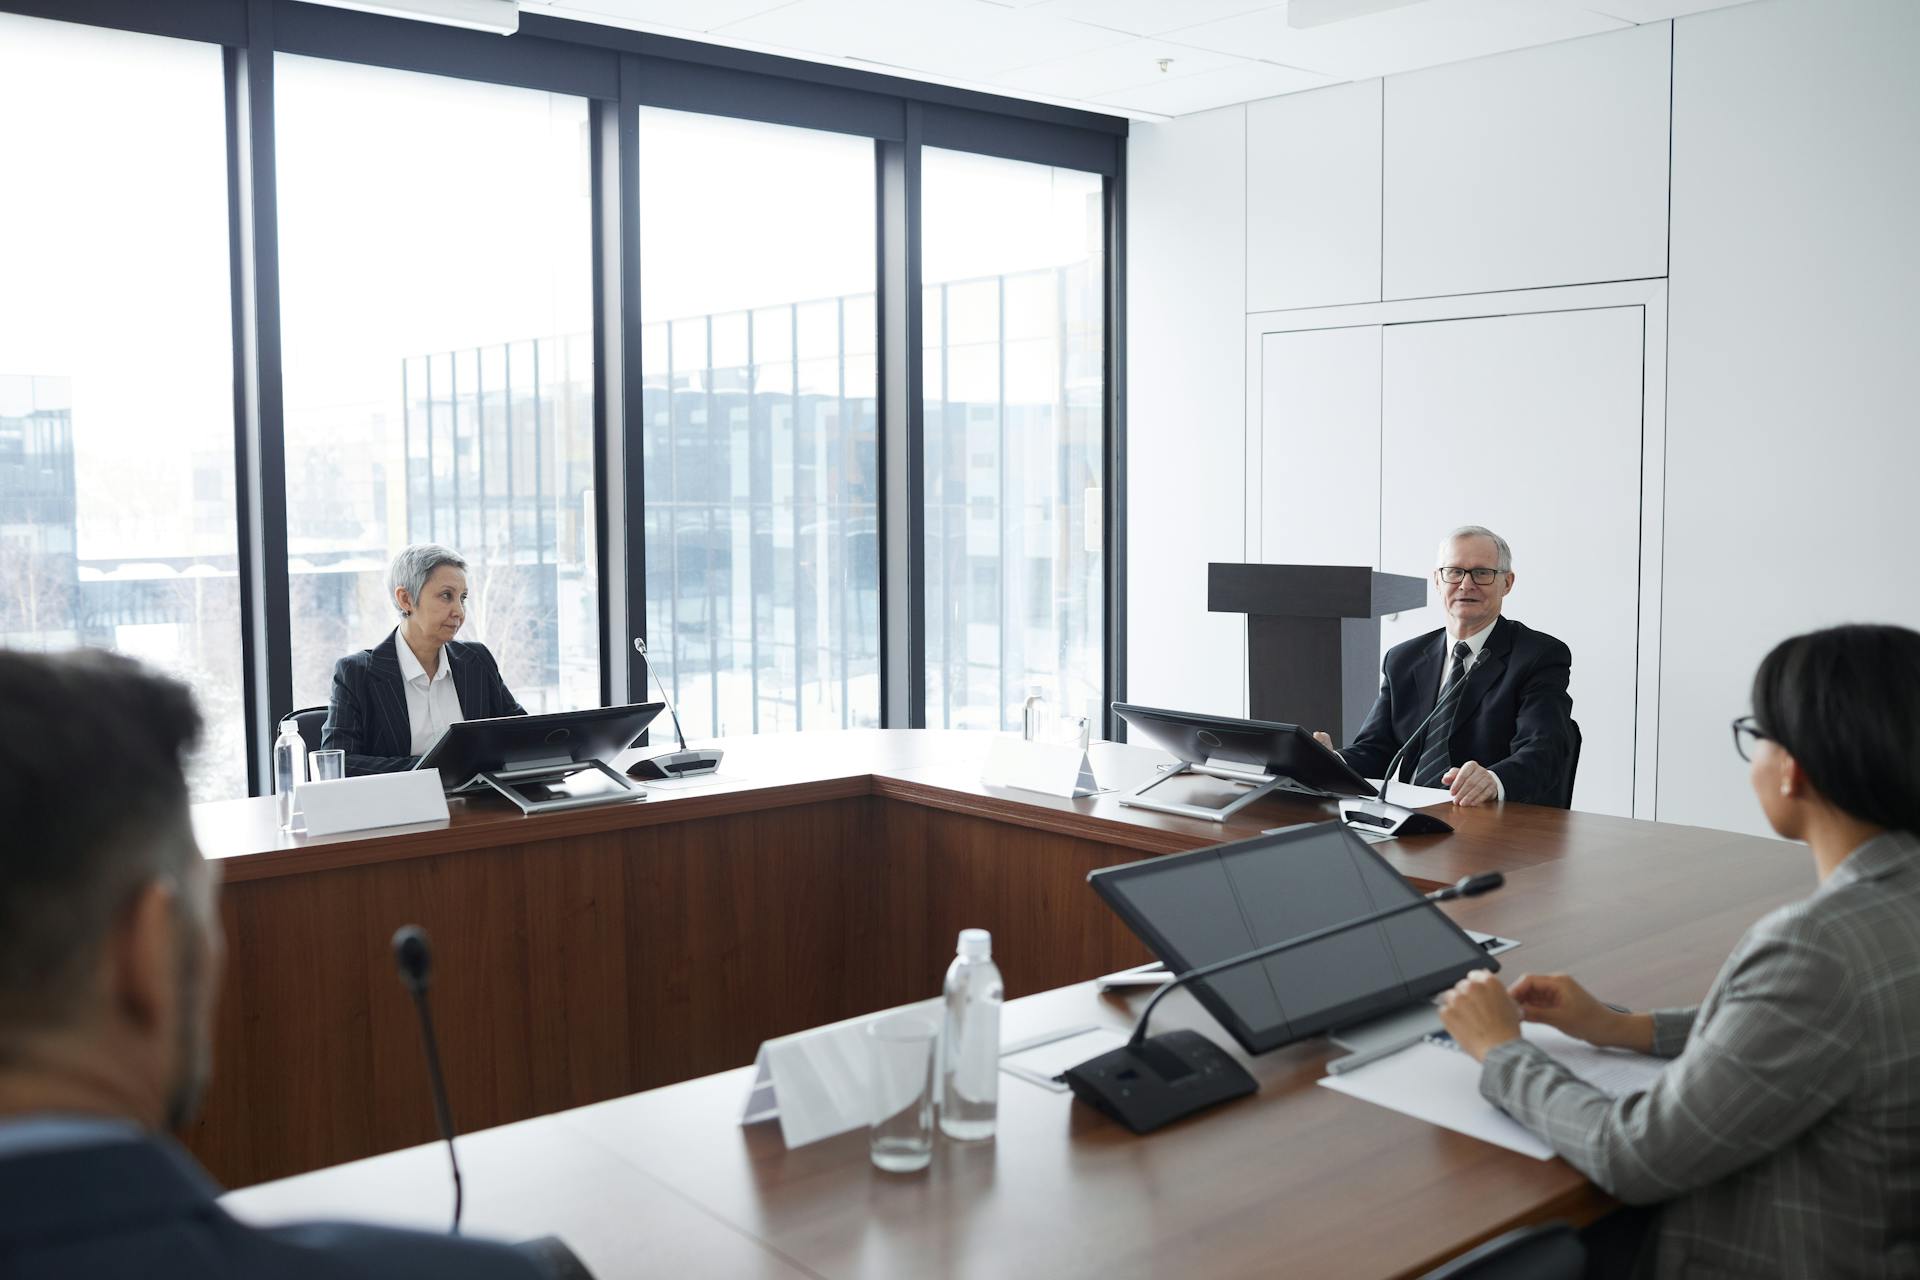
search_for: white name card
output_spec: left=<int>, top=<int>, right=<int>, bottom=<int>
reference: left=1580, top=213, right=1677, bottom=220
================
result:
left=982, top=735, right=1099, bottom=799
left=294, top=770, right=449, bottom=837
left=741, top=997, right=943, bottom=1150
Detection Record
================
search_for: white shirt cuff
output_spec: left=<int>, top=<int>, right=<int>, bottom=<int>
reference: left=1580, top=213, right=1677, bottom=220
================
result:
left=1490, top=769, right=1505, bottom=802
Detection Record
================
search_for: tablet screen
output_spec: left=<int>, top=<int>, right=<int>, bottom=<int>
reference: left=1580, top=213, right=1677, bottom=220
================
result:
left=1090, top=823, right=1492, bottom=1054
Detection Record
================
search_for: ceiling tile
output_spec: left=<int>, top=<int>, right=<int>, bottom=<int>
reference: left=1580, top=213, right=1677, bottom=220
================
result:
left=1033, top=0, right=1285, bottom=38
left=993, top=38, right=1244, bottom=99
left=527, top=0, right=799, bottom=32
left=1168, top=0, right=1628, bottom=80
left=1093, top=58, right=1335, bottom=113
left=1578, top=0, right=1757, bottom=19
left=717, top=0, right=1131, bottom=79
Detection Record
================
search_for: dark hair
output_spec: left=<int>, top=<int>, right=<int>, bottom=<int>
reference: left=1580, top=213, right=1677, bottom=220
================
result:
left=1751, top=624, right=1920, bottom=834
left=0, top=648, right=205, bottom=1050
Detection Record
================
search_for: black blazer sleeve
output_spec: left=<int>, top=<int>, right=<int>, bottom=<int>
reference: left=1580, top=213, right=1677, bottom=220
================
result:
left=1486, top=634, right=1574, bottom=806
left=1340, top=670, right=1406, bottom=781
left=321, top=655, right=418, bottom=776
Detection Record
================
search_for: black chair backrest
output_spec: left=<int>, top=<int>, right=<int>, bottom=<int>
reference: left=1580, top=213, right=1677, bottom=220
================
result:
left=1419, top=1221, right=1586, bottom=1280
left=1561, top=719, right=1583, bottom=809
left=284, top=706, right=329, bottom=757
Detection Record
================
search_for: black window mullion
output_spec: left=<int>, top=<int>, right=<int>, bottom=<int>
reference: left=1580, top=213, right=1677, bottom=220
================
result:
left=877, top=114, right=926, bottom=729
left=224, top=0, right=292, bottom=795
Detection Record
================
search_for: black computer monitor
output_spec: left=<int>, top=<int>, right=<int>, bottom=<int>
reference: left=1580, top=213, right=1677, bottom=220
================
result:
left=414, top=702, right=663, bottom=794
left=1088, top=823, right=1493, bottom=1054
left=1112, top=702, right=1376, bottom=800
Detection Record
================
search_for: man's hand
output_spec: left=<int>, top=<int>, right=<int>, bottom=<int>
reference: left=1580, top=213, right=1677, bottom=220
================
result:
left=1442, top=760, right=1500, bottom=805
left=1312, top=731, right=1337, bottom=754
left=1509, top=973, right=1654, bottom=1052
left=1436, top=969, right=1523, bottom=1062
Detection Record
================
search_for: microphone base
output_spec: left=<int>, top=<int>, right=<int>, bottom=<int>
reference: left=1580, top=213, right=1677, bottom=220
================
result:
left=1061, top=1029, right=1257, bottom=1135
left=1339, top=798, right=1454, bottom=838
left=626, top=748, right=724, bottom=782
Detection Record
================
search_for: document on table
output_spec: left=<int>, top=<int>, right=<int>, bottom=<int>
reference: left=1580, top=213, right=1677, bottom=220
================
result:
left=1365, top=779, right=1456, bottom=808
left=1319, top=1024, right=1667, bottom=1160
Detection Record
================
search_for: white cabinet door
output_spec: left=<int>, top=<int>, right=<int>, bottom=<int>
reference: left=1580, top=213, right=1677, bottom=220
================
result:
left=1379, top=308, right=1645, bottom=816
left=1258, top=325, right=1381, bottom=567
left=1383, top=21, right=1670, bottom=299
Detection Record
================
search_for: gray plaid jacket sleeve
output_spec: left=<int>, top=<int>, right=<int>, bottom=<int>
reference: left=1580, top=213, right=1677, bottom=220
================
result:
left=1478, top=909, right=1859, bottom=1205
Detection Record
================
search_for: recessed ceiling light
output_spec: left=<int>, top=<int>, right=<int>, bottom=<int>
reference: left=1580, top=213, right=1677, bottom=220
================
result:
left=1287, top=0, right=1434, bottom=29
left=305, top=0, right=519, bottom=36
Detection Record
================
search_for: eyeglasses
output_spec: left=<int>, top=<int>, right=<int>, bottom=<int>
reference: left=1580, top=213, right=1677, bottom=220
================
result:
left=1730, top=715, right=1771, bottom=762
left=1437, top=566, right=1501, bottom=586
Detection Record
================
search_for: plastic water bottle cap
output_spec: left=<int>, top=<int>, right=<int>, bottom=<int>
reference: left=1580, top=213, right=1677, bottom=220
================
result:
left=957, top=928, right=991, bottom=959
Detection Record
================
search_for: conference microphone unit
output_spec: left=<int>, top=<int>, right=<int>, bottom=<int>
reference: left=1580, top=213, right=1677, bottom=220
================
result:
left=1337, top=667, right=1473, bottom=838
left=390, top=925, right=596, bottom=1280
left=1061, top=872, right=1505, bottom=1135
left=625, top=636, right=723, bottom=782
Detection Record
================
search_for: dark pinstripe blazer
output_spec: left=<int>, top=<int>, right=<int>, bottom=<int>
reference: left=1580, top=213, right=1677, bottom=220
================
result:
left=1480, top=829, right=1920, bottom=1278
left=321, top=630, right=526, bottom=776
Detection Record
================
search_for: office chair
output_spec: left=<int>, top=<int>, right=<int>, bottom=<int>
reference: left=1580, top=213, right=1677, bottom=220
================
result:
left=284, top=705, right=330, bottom=756
left=1417, top=1221, right=1586, bottom=1280
left=1561, top=720, right=1583, bottom=809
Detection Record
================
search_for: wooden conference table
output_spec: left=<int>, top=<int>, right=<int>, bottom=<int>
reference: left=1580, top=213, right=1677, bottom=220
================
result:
left=203, top=730, right=1812, bottom=1278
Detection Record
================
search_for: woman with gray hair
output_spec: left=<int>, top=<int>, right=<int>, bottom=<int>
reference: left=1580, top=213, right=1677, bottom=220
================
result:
left=321, top=544, right=526, bottom=775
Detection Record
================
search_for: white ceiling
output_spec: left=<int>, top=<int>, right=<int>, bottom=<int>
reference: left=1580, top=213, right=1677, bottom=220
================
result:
left=524, top=0, right=1758, bottom=120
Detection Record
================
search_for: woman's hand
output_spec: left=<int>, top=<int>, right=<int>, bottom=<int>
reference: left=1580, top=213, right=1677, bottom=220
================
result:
left=1436, top=969, right=1524, bottom=1062
left=1508, top=973, right=1653, bottom=1051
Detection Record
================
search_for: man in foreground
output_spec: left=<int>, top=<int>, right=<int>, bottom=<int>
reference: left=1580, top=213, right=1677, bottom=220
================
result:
left=0, top=648, right=545, bottom=1278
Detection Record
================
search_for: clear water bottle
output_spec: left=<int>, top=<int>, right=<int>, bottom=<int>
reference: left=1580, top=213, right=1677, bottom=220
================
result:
left=939, top=928, right=1003, bottom=1141
left=274, top=717, right=307, bottom=832
left=1021, top=685, right=1051, bottom=743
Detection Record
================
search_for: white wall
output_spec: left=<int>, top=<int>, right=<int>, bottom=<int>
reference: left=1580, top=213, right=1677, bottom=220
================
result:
left=1125, top=105, right=1248, bottom=718
left=1125, top=0, right=1920, bottom=832
left=1658, top=0, right=1920, bottom=835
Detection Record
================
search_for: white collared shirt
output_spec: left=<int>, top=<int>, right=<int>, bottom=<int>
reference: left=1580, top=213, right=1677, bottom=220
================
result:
left=1436, top=621, right=1503, bottom=800
left=395, top=635, right=466, bottom=756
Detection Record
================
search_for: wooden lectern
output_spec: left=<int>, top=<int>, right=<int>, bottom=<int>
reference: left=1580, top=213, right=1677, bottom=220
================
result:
left=1208, top=564, right=1427, bottom=745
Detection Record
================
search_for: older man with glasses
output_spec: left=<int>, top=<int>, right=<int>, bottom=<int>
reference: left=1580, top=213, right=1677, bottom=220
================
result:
left=1315, top=525, right=1577, bottom=808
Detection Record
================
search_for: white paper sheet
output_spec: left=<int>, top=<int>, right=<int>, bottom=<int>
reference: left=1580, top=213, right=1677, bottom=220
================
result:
left=1319, top=1024, right=1666, bottom=1160
left=1000, top=1027, right=1128, bottom=1093
left=1366, top=778, right=1457, bottom=808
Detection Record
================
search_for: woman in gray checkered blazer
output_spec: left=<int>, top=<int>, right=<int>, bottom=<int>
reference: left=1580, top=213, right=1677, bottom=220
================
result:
left=1438, top=623, right=1920, bottom=1279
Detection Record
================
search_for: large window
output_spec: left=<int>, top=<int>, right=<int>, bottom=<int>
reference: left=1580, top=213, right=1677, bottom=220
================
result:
left=276, top=57, right=597, bottom=715
left=0, top=15, right=246, bottom=800
left=921, top=150, right=1106, bottom=731
left=637, top=109, right=880, bottom=738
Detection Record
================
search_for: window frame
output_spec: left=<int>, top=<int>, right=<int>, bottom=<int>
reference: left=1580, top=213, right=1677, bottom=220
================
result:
left=1, top=0, right=1130, bottom=792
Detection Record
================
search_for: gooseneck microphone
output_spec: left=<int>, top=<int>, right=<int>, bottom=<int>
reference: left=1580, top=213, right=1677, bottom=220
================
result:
left=1062, top=872, right=1505, bottom=1134
left=392, top=925, right=463, bottom=1234
left=392, top=924, right=598, bottom=1278
left=626, top=637, right=723, bottom=782
left=1338, top=662, right=1476, bottom=837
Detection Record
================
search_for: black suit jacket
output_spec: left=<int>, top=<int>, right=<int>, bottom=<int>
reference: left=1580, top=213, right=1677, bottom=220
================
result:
left=1341, top=615, right=1576, bottom=807
left=323, top=630, right=526, bottom=775
left=0, top=1135, right=542, bottom=1279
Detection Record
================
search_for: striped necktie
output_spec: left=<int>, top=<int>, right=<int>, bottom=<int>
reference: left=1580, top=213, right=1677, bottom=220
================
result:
left=1412, top=641, right=1474, bottom=787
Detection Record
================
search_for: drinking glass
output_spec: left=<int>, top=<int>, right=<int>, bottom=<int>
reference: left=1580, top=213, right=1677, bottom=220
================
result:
left=866, top=1012, right=938, bottom=1173
left=309, top=749, right=346, bottom=782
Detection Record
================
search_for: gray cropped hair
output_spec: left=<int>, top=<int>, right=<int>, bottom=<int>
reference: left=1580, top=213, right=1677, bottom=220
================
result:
left=390, top=543, right=467, bottom=616
left=1438, top=525, right=1513, bottom=573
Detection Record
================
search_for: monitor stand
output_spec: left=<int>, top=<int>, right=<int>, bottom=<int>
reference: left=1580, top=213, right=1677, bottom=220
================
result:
left=477, top=757, right=647, bottom=816
left=1118, top=760, right=1290, bottom=823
